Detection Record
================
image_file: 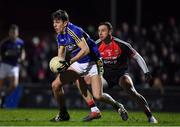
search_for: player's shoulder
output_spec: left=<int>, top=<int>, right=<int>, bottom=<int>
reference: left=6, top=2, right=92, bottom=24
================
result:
left=56, top=34, right=64, bottom=43
left=16, top=38, right=24, bottom=44
left=113, top=36, right=132, bottom=48
left=95, top=39, right=103, bottom=47
left=67, top=22, right=82, bottom=33
left=95, top=39, right=101, bottom=44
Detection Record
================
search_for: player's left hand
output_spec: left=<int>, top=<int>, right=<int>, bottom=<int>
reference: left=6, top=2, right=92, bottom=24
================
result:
left=58, top=60, right=71, bottom=73
left=144, top=72, right=152, bottom=82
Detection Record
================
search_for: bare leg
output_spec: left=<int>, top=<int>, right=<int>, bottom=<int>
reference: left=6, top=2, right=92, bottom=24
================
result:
left=50, top=70, right=80, bottom=122
left=119, top=74, right=152, bottom=118
left=76, top=77, right=94, bottom=102
left=0, top=76, right=18, bottom=108
left=84, top=75, right=118, bottom=107
left=51, top=75, right=67, bottom=112
left=7, top=76, right=18, bottom=95
left=76, top=77, right=101, bottom=121
left=91, top=75, right=115, bottom=106
left=90, top=75, right=128, bottom=121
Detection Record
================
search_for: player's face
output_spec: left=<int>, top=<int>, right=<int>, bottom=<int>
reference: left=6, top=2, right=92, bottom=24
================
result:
left=53, top=19, right=68, bottom=34
left=9, top=29, right=19, bottom=40
left=98, top=25, right=111, bottom=41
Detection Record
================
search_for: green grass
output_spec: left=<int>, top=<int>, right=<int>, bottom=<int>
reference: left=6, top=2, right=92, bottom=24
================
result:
left=0, top=109, right=180, bottom=126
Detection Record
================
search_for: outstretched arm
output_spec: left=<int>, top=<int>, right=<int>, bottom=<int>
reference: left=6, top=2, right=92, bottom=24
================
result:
left=132, top=52, right=152, bottom=81
left=132, top=52, right=149, bottom=73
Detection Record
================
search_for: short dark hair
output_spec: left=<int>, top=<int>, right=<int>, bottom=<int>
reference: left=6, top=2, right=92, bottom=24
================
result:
left=9, top=24, right=19, bottom=31
left=52, top=9, right=69, bottom=21
left=99, top=22, right=113, bottom=31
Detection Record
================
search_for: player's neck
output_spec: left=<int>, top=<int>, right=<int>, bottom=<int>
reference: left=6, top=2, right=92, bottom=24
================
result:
left=104, top=35, right=112, bottom=44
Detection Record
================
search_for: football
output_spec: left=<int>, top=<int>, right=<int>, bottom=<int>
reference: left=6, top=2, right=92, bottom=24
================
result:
left=49, top=56, right=65, bottom=73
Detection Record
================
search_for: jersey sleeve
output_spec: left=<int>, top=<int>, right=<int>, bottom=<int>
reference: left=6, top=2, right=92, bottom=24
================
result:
left=19, top=39, right=25, bottom=49
left=124, top=43, right=137, bottom=57
left=57, top=34, right=65, bottom=47
left=67, top=26, right=83, bottom=44
left=16, top=39, right=25, bottom=53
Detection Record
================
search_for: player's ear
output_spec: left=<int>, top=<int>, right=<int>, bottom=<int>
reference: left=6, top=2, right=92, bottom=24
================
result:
left=109, top=29, right=113, bottom=35
left=63, top=21, right=68, bottom=27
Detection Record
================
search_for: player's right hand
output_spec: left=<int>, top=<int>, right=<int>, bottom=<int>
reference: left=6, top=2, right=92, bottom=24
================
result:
left=144, top=72, right=152, bottom=82
left=57, top=60, right=70, bottom=73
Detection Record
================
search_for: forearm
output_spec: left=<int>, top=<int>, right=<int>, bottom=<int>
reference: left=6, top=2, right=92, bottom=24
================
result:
left=133, top=52, right=149, bottom=73
left=70, top=48, right=89, bottom=63
left=58, top=46, right=66, bottom=58
left=21, top=49, right=26, bottom=61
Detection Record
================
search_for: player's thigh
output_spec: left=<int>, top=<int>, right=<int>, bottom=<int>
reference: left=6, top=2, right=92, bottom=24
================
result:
left=91, top=75, right=103, bottom=98
left=7, top=76, right=18, bottom=89
left=76, top=77, right=86, bottom=92
left=52, top=74, right=61, bottom=87
left=0, top=64, right=6, bottom=89
left=83, top=76, right=91, bottom=85
left=119, top=74, right=135, bottom=90
left=8, top=66, right=19, bottom=87
left=0, top=63, right=8, bottom=82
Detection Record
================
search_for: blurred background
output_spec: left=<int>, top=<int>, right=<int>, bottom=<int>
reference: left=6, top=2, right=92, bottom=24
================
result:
left=0, top=0, right=180, bottom=111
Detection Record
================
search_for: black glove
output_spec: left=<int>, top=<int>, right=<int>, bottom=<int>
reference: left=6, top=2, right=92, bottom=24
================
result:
left=144, top=72, right=152, bottom=82
left=57, top=60, right=71, bottom=73
left=96, top=58, right=104, bottom=75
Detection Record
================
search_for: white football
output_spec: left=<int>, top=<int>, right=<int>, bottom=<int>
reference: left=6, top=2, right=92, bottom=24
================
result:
left=49, top=56, right=65, bottom=73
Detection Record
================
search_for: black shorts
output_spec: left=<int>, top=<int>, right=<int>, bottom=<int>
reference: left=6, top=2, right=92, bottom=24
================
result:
left=103, top=68, right=128, bottom=89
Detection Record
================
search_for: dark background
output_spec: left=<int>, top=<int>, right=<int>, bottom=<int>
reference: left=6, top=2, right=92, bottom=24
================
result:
left=0, top=0, right=179, bottom=36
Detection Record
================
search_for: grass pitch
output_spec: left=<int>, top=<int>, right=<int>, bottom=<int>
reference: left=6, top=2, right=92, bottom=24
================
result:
left=0, top=109, right=180, bottom=126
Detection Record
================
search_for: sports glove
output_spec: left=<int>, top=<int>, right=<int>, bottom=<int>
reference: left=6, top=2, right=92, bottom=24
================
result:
left=96, top=58, right=104, bottom=75
left=144, top=72, right=152, bottom=82
left=57, top=60, right=71, bottom=73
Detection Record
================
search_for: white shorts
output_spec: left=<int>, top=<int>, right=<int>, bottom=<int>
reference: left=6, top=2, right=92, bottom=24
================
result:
left=0, top=62, right=19, bottom=79
left=70, top=61, right=98, bottom=77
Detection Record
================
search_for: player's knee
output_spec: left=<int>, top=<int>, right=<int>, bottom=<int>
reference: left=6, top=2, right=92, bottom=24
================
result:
left=94, top=96, right=102, bottom=101
left=51, top=81, right=60, bottom=91
left=120, top=75, right=132, bottom=89
left=122, top=83, right=139, bottom=97
left=93, top=94, right=103, bottom=101
left=120, top=81, right=131, bottom=90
